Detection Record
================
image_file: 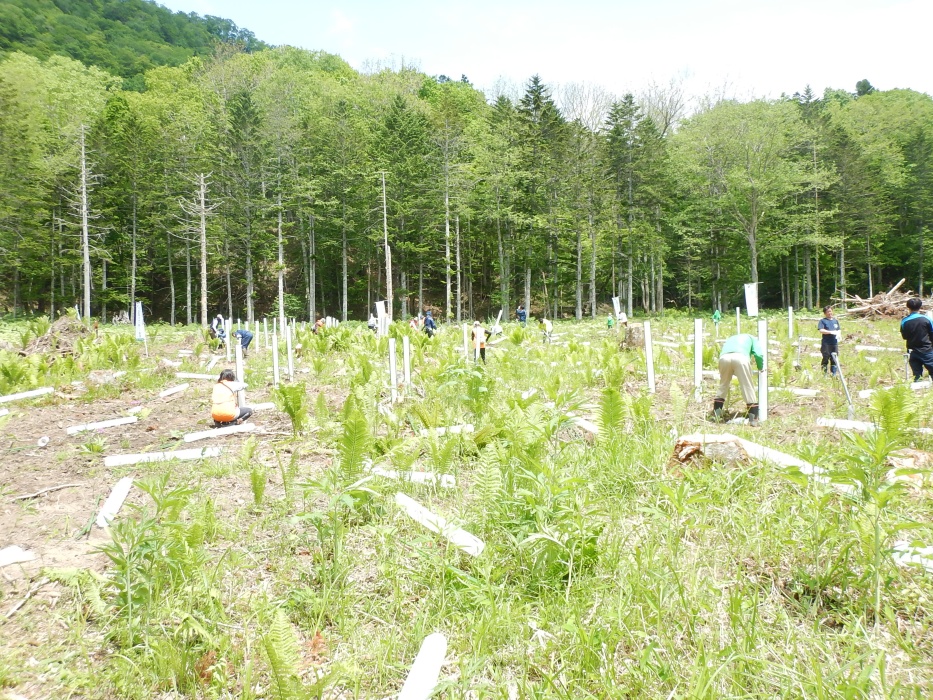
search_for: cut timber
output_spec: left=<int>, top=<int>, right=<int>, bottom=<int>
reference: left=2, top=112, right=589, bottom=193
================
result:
left=252, top=402, right=276, bottom=411
left=817, top=417, right=875, bottom=432
left=183, top=423, right=256, bottom=443
left=419, top=424, right=474, bottom=438
left=176, top=372, right=215, bottom=380
left=677, top=433, right=818, bottom=474
left=371, top=466, right=456, bottom=488
left=0, top=545, right=36, bottom=568
left=892, top=541, right=933, bottom=574
left=398, top=632, right=448, bottom=700
left=104, top=446, right=222, bottom=468
left=159, top=383, right=189, bottom=398
left=395, top=493, right=484, bottom=556
left=96, top=476, right=133, bottom=527
left=66, top=416, right=137, bottom=435
left=0, top=387, right=53, bottom=404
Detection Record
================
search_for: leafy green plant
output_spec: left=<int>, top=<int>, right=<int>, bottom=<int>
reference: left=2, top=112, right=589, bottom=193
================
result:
left=251, top=463, right=267, bottom=506
left=80, top=434, right=108, bottom=454
left=274, top=383, right=309, bottom=435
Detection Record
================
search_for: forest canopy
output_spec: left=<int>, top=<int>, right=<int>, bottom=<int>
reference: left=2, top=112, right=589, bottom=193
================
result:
left=0, top=1, right=931, bottom=325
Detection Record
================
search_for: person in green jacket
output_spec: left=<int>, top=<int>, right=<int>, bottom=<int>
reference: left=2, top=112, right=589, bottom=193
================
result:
left=714, top=333, right=764, bottom=426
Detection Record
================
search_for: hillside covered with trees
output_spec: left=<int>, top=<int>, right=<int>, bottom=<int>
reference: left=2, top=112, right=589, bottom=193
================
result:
left=0, top=16, right=931, bottom=324
left=0, top=0, right=266, bottom=85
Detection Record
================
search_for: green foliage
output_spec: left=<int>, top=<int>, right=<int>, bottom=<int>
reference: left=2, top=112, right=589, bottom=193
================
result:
left=274, top=383, right=309, bottom=435
left=261, top=609, right=302, bottom=700
left=251, top=463, right=267, bottom=506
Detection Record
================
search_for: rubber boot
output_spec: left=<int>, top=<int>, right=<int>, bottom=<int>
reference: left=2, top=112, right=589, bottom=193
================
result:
left=712, top=398, right=724, bottom=422
left=747, top=404, right=760, bottom=427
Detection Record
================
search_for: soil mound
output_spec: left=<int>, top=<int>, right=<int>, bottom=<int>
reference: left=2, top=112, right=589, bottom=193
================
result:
left=23, top=316, right=92, bottom=355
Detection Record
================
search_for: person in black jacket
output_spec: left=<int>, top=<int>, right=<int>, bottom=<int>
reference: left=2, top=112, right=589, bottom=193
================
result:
left=901, top=297, right=933, bottom=381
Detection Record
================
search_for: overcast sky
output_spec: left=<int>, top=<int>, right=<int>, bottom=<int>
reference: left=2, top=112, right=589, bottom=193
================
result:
left=157, top=0, right=931, bottom=104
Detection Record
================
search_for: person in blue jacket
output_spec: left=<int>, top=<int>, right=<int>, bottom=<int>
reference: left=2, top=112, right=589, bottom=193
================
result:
left=516, top=304, right=527, bottom=327
left=901, top=298, right=933, bottom=381
left=423, top=310, right=437, bottom=338
left=817, top=306, right=841, bottom=376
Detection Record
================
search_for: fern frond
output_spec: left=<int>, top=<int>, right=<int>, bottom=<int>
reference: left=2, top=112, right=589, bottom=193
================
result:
left=339, top=400, right=371, bottom=482
left=598, top=387, right=625, bottom=437
left=262, top=609, right=302, bottom=700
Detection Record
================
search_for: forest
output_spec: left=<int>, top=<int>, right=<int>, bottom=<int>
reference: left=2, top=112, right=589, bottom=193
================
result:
left=1, top=37, right=932, bottom=325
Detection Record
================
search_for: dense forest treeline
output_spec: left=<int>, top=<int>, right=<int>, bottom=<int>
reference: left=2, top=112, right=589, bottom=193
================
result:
left=1, top=39, right=932, bottom=324
left=0, top=0, right=266, bottom=87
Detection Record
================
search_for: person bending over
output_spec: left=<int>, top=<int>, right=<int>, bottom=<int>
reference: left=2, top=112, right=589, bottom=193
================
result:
left=232, top=328, right=253, bottom=357
left=211, top=369, right=253, bottom=427
left=713, top=333, right=764, bottom=427
left=423, top=311, right=437, bottom=338
left=901, top=297, right=933, bottom=381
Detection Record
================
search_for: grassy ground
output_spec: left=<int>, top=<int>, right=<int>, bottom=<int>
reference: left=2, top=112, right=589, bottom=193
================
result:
left=1, top=310, right=933, bottom=699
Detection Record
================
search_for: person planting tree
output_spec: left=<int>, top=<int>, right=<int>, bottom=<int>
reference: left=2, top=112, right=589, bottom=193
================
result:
left=713, top=332, right=764, bottom=426
left=211, top=369, right=253, bottom=427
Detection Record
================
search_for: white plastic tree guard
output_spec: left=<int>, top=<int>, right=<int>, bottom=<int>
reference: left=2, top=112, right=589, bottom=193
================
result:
left=235, top=343, right=246, bottom=408
left=758, top=320, right=768, bottom=422
left=67, top=416, right=138, bottom=435
left=96, top=476, right=134, bottom=527
left=103, top=446, right=222, bottom=468
left=176, top=372, right=215, bottom=380
left=0, top=387, right=53, bottom=404
left=892, top=541, right=933, bottom=574
left=398, top=633, right=448, bottom=700
left=403, top=336, right=412, bottom=386
left=389, top=338, right=399, bottom=403
left=0, top=545, right=37, bottom=568
left=159, top=383, right=189, bottom=398
left=394, top=493, right=484, bottom=556
left=571, top=417, right=599, bottom=435
left=418, top=424, right=474, bottom=438
left=285, top=321, right=295, bottom=380
left=0, top=409, right=9, bottom=418
left=252, top=402, right=276, bottom=411
left=644, top=321, right=656, bottom=393
left=817, top=417, right=875, bottom=432
left=272, top=333, right=280, bottom=387
left=855, top=345, right=900, bottom=353
left=183, top=423, right=256, bottom=443
left=770, top=387, right=819, bottom=397
left=694, top=319, right=703, bottom=402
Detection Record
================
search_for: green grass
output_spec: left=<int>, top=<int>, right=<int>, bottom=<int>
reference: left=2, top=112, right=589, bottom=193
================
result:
left=2, top=312, right=933, bottom=697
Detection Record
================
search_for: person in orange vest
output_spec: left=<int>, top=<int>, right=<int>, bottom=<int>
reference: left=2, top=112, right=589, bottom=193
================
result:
left=211, top=369, right=253, bottom=427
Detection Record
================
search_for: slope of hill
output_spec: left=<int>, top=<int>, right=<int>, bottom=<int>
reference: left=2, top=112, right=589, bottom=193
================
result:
left=0, top=0, right=267, bottom=81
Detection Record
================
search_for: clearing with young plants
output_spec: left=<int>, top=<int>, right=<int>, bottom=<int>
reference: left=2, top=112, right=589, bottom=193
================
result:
left=1, top=311, right=933, bottom=699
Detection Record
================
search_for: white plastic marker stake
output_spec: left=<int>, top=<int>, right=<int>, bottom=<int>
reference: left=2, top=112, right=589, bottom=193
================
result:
left=96, top=476, right=134, bottom=527
left=388, top=338, right=399, bottom=403
left=184, top=423, right=256, bottom=442
left=403, top=336, right=412, bottom=387
left=67, top=416, right=137, bottom=435
left=735, top=307, right=741, bottom=334
left=235, top=342, right=246, bottom=408
left=398, top=632, right=448, bottom=700
left=395, top=493, right=484, bottom=556
left=462, top=323, right=469, bottom=358
left=103, top=446, right=221, bottom=468
left=224, top=319, right=231, bottom=361
left=693, top=319, right=703, bottom=402
left=788, top=306, right=794, bottom=341
left=0, top=386, right=53, bottom=404
left=264, top=318, right=269, bottom=349
left=159, top=383, right=189, bottom=398
left=644, top=321, right=656, bottom=393
left=757, top=319, right=768, bottom=423
left=272, top=333, right=280, bottom=388
left=176, top=372, right=215, bottom=380
left=134, top=301, right=148, bottom=357
left=255, top=320, right=260, bottom=352
left=285, top=320, right=294, bottom=380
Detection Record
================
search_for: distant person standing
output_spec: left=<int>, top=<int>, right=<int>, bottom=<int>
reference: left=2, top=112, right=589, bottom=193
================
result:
left=607, top=314, right=615, bottom=330
left=539, top=317, right=553, bottom=344
left=713, top=333, right=764, bottom=426
left=423, top=311, right=437, bottom=338
left=516, top=304, right=527, bottom=327
left=472, top=320, right=490, bottom=363
left=817, top=306, right=841, bottom=376
left=901, top=298, right=933, bottom=381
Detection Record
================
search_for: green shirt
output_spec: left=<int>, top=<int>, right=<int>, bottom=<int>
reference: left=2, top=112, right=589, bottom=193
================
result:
left=712, top=310, right=722, bottom=322
left=720, top=333, right=764, bottom=370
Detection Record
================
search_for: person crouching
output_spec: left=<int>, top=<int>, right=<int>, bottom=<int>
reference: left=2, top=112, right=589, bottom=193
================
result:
left=211, top=369, right=253, bottom=427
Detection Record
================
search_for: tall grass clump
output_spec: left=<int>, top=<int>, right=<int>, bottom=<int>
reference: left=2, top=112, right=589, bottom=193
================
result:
left=273, top=382, right=309, bottom=435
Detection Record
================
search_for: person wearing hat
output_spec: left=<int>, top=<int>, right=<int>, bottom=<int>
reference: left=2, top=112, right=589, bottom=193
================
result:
left=901, top=297, right=933, bottom=380
left=210, top=314, right=227, bottom=348
left=472, top=320, right=491, bottom=363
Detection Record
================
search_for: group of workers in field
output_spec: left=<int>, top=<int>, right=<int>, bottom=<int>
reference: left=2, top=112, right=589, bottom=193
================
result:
left=205, top=297, right=933, bottom=430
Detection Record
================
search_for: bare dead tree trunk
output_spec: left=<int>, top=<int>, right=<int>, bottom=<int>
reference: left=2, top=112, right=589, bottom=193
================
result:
left=277, top=193, right=286, bottom=332
left=589, top=211, right=597, bottom=318
left=455, top=215, right=462, bottom=322
left=381, top=172, right=393, bottom=320
left=199, top=173, right=208, bottom=327
left=130, top=192, right=137, bottom=322
left=309, top=214, right=316, bottom=321
left=185, top=238, right=192, bottom=325
left=167, top=231, right=176, bottom=326
left=80, top=126, right=91, bottom=321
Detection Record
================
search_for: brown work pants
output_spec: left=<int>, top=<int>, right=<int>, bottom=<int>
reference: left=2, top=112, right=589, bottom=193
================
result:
left=717, top=353, right=757, bottom=404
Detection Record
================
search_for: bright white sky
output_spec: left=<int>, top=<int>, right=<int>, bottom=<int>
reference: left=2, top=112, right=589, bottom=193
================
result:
left=157, top=0, right=931, bottom=104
